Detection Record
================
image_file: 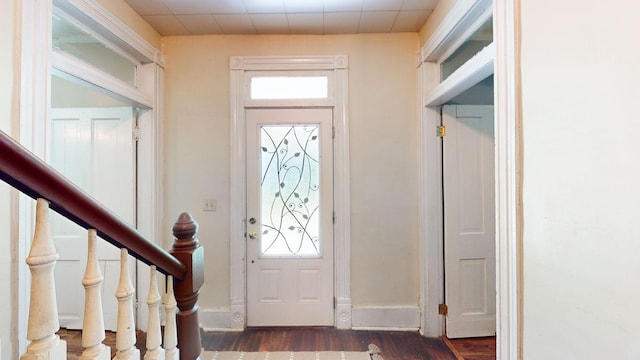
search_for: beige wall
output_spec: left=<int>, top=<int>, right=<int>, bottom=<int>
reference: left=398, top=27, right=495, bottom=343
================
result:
left=0, top=0, right=16, bottom=358
left=94, top=0, right=161, bottom=49
left=162, top=33, right=421, bottom=312
left=520, top=0, right=640, bottom=357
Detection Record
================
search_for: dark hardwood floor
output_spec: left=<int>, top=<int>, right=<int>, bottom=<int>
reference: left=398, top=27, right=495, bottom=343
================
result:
left=59, top=327, right=495, bottom=360
left=443, top=336, right=496, bottom=360
left=202, top=327, right=456, bottom=359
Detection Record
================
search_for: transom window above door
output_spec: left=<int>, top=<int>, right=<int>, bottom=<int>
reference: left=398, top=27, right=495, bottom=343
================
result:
left=440, top=16, right=493, bottom=81
left=244, top=70, right=334, bottom=107
left=250, top=76, right=329, bottom=100
left=52, top=12, right=138, bottom=86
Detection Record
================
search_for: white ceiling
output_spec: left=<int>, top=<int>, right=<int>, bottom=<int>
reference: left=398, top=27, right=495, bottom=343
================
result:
left=123, top=0, right=440, bottom=36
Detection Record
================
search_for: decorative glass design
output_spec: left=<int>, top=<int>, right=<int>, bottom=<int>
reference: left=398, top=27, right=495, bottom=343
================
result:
left=259, top=125, right=321, bottom=257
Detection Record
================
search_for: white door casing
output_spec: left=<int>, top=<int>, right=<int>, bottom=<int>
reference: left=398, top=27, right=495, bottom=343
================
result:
left=443, top=105, right=496, bottom=338
left=229, top=55, right=351, bottom=330
left=246, top=108, right=334, bottom=326
left=50, top=106, right=136, bottom=331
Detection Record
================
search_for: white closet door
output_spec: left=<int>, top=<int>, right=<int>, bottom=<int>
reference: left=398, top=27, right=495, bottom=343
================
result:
left=443, top=105, right=496, bottom=338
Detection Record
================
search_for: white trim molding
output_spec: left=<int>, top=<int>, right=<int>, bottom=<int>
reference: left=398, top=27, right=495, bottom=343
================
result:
left=421, top=0, right=492, bottom=62
left=135, top=62, right=165, bottom=331
left=494, top=0, right=522, bottom=358
left=17, top=0, right=53, bottom=355
left=425, top=43, right=495, bottom=107
left=229, top=65, right=247, bottom=331
left=230, top=55, right=348, bottom=71
left=52, top=51, right=154, bottom=109
left=417, top=61, right=445, bottom=338
left=229, top=55, right=351, bottom=330
left=53, top=0, right=161, bottom=65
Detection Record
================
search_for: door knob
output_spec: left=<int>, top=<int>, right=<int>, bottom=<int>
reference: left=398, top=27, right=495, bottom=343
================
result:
left=248, top=231, right=258, bottom=239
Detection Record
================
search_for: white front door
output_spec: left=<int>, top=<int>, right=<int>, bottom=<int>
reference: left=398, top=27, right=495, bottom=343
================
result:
left=443, top=105, right=496, bottom=338
left=49, top=107, right=136, bottom=331
left=246, top=108, right=334, bottom=327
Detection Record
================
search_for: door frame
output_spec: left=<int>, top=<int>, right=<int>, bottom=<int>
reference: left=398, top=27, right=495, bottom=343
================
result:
left=442, top=105, right=496, bottom=338
left=16, top=1, right=164, bottom=354
left=418, top=0, right=521, bottom=359
left=229, top=55, right=352, bottom=330
left=418, top=0, right=494, bottom=339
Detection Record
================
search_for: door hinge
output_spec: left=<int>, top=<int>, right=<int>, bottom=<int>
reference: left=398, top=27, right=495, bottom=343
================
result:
left=436, top=125, right=446, bottom=138
left=333, top=211, right=336, bottom=224
left=438, top=303, right=448, bottom=316
left=334, top=297, right=336, bottom=309
left=332, top=126, right=335, bottom=139
left=133, top=126, right=141, bottom=141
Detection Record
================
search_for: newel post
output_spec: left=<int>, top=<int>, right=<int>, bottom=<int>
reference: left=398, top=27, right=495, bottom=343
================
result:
left=170, top=213, right=204, bottom=360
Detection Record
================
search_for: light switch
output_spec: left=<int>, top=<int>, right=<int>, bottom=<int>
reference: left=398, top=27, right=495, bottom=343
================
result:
left=203, top=198, right=217, bottom=211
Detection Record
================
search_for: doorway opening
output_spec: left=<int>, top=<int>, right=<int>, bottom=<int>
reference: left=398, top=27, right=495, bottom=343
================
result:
left=418, top=0, right=497, bottom=349
left=440, top=77, right=496, bottom=359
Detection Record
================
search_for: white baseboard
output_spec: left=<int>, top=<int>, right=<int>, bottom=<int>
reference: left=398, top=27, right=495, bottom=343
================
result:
left=200, top=306, right=420, bottom=331
left=351, top=306, right=421, bottom=331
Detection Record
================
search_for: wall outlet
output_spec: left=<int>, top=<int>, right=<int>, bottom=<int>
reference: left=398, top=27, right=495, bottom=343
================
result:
left=203, top=198, right=217, bottom=211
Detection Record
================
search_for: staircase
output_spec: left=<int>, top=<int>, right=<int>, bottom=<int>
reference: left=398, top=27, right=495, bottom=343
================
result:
left=1, top=130, right=205, bottom=360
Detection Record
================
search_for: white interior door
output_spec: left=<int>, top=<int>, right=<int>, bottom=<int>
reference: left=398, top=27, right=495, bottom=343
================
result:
left=49, top=107, right=136, bottom=331
left=246, top=108, right=334, bottom=327
left=443, top=105, right=496, bottom=338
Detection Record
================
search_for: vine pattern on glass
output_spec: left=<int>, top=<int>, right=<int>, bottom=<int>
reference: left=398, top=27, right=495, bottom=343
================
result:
left=260, top=125, right=320, bottom=256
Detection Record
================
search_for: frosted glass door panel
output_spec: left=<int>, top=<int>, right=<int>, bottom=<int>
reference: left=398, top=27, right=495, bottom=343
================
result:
left=259, top=125, right=321, bottom=257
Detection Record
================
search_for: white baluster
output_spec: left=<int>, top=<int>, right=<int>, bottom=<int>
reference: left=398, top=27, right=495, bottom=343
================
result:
left=144, top=266, right=164, bottom=360
left=163, top=276, right=179, bottom=360
left=80, top=229, right=110, bottom=360
left=115, top=248, right=140, bottom=359
left=21, top=198, right=67, bottom=360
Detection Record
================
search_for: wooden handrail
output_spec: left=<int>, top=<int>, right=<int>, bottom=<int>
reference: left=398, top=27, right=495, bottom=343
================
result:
left=0, top=130, right=186, bottom=280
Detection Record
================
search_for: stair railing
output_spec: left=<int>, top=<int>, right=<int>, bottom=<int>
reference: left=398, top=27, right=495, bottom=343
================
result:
left=0, top=129, right=204, bottom=360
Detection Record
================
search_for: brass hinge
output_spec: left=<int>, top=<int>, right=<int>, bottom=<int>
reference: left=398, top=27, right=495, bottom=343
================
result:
left=438, top=303, right=448, bottom=316
left=436, top=125, right=446, bottom=138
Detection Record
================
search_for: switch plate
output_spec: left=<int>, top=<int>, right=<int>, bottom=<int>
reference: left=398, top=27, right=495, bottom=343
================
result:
left=203, top=199, right=217, bottom=211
